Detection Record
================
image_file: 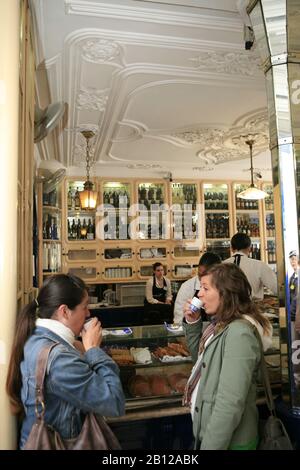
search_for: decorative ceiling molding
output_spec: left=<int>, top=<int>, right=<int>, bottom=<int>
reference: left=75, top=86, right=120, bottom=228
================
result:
left=63, top=26, right=246, bottom=63
left=81, top=39, right=123, bottom=63
left=112, top=121, right=147, bottom=143
left=76, top=87, right=109, bottom=111
left=126, top=163, right=162, bottom=170
left=169, top=109, right=269, bottom=167
left=65, top=0, right=241, bottom=32
left=189, top=51, right=262, bottom=76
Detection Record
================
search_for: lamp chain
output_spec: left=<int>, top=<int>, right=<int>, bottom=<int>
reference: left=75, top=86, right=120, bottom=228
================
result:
left=81, top=130, right=95, bottom=182
left=246, top=139, right=254, bottom=186
left=86, top=138, right=91, bottom=182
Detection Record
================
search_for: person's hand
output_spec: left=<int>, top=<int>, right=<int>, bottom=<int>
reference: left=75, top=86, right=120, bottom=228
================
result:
left=81, top=318, right=102, bottom=350
left=165, top=299, right=172, bottom=305
left=183, top=299, right=201, bottom=323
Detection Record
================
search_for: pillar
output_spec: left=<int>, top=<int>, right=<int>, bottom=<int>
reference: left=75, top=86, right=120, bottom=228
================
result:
left=0, top=0, right=20, bottom=449
left=247, top=0, right=300, bottom=409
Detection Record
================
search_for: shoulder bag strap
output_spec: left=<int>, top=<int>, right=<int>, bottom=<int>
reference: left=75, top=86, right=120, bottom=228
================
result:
left=35, top=342, right=59, bottom=418
left=239, top=318, right=276, bottom=416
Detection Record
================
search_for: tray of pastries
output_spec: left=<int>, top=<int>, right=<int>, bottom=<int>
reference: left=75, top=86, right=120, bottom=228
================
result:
left=128, top=372, right=189, bottom=398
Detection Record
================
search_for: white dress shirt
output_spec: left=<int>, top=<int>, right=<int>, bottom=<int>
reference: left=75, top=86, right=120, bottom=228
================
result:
left=173, top=275, right=200, bottom=324
left=224, top=251, right=278, bottom=300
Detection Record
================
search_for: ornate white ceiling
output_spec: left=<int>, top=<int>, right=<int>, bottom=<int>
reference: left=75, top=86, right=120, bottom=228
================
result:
left=31, top=0, right=272, bottom=180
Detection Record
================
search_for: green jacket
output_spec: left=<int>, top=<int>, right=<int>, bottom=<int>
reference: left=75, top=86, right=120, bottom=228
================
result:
left=184, top=319, right=261, bottom=450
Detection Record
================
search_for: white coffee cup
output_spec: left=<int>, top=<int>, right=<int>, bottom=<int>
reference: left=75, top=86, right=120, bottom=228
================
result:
left=190, top=297, right=203, bottom=315
left=83, top=318, right=95, bottom=331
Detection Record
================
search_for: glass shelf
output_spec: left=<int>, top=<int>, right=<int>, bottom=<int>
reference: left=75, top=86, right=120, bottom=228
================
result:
left=203, top=183, right=228, bottom=210
left=138, top=182, right=165, bottom=210
left=171, top=182, right=197, bottom=210
left=104, top=248, right=132, bottom=260
left=234, top=183, right=259, bottom=210
left=103, top=181, right=131, bottom=209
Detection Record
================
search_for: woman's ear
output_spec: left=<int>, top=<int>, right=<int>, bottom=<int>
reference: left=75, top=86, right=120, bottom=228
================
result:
left=56, top=304, right=69, bottom=322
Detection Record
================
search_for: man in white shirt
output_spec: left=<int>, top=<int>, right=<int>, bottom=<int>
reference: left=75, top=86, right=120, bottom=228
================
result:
left=224, top=233, right=278, bottom=300
left=173, top=252, right=221, bottom=324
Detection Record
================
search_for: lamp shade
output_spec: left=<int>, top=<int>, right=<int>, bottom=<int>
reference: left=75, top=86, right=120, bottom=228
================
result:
left=237, top=184, right=268, bottom=200
left=79, top=181, right=97, bottom=209
left=237, top=138, right=268, bottom=200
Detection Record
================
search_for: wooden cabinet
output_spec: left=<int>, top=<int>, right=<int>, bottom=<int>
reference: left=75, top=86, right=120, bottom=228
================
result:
left=203, top=182, right=231, bottom=260
left=41, top=177, right=276, bottom=287
left=38, top=177, right=63, bottom=286
left=261, top=183, right=276, bottom=267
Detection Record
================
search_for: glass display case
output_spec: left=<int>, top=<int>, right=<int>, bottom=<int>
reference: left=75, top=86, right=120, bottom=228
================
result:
left=103, top=266, right=133, bottom=280
left=206, top=240, right=231, bottom=260
left=101, top=318, right=280, bottom=409
left=138, top=264, right=168, bottom=278
left=101, top=324, right=193, bottom=408
left=172, top=245, right=200, bottom=259
left=171, top=182, right=198, bottom=240
left=40, top=180, right=63, bottom=284
left=102, top=181, right=132, bottom=240
left=137, top=182, right=168, bottom=240
left=60, top=178, right=278, bottom=284
left=65, top=247, right=98, bottom=263
left=67, top=180, right=96, bottom=241
left=138, top=246, right=167, bottom=260
left=172, top=263, right=194, bottom=279
left=203, top=184, right=230, bottom=257
left=263, top=183, right=276, bottom=266
left=233, top=183, right=262, bottom=260
left=68, top=266, right=98, bottom=281
left=103, top=247, right=133, bottom=260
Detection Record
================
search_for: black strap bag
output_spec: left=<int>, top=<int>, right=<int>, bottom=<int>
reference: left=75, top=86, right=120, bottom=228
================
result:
left=257, top=342, right=293, bottom=450
left=24, top=343, right=121, bottom=450
left=244, top=320, right=293, bottom=450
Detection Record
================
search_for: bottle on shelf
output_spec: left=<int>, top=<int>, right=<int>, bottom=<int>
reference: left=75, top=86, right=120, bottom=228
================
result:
left=87, top=218, right=95, bottom=240
left=67, top=188, right=73, bottom=210
left=74, top=187, right=81, bottom=210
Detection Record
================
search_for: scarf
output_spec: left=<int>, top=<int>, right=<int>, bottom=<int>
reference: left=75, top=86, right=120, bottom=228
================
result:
left=183, top=321, right=217, bottom=407
left=36, top=318, right=76, bottom=348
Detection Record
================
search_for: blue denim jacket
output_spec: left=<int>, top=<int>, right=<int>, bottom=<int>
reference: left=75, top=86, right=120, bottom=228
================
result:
left=19, top=327, right=125, bottom=449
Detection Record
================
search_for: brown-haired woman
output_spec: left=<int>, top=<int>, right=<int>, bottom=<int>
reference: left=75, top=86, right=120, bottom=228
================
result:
left=144, top=262, right=173, bottom=323
left=183, top=263, right=272, bottom=450
left=6, top=274, right=125, bottom=449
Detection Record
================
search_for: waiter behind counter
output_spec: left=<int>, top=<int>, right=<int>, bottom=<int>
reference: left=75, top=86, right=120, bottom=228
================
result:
left=144, top=262, right=173, bottom=323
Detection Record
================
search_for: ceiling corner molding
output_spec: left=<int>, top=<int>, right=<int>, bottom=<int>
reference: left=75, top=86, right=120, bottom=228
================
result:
left=64, top=0, right=242, bottom=32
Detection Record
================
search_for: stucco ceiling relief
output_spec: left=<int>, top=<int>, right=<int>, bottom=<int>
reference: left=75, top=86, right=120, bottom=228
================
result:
left=189, top=51, right=262, bottom=76
left=81, top=39, right=123, bottom=64
left=76, top=87, right=110, bottom=111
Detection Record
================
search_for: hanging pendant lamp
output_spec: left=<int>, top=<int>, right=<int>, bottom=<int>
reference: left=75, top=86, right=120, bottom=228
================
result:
left=79, top=130, right=98, bottom=210
left=237, top=139, right=268, bottom=200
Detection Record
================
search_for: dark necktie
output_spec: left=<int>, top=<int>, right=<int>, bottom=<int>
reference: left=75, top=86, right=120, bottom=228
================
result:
left=233, top=254, right=242, bottom=266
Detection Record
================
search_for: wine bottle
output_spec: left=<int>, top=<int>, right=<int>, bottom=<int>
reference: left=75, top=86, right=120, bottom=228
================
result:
left=74, top=188, right=80, bottom=210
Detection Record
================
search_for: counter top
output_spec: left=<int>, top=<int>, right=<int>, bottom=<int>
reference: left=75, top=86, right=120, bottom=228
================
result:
left=107, top=403, right=190, bottom=423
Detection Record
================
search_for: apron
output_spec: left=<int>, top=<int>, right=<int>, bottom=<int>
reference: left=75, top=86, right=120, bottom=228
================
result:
left=152, top=275, right=167, bottom=303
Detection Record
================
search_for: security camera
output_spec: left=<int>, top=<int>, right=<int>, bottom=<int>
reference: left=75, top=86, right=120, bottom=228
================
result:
left=164, top=172, right=173, bottom=182
left=244, top=25, right=255, bottom=50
